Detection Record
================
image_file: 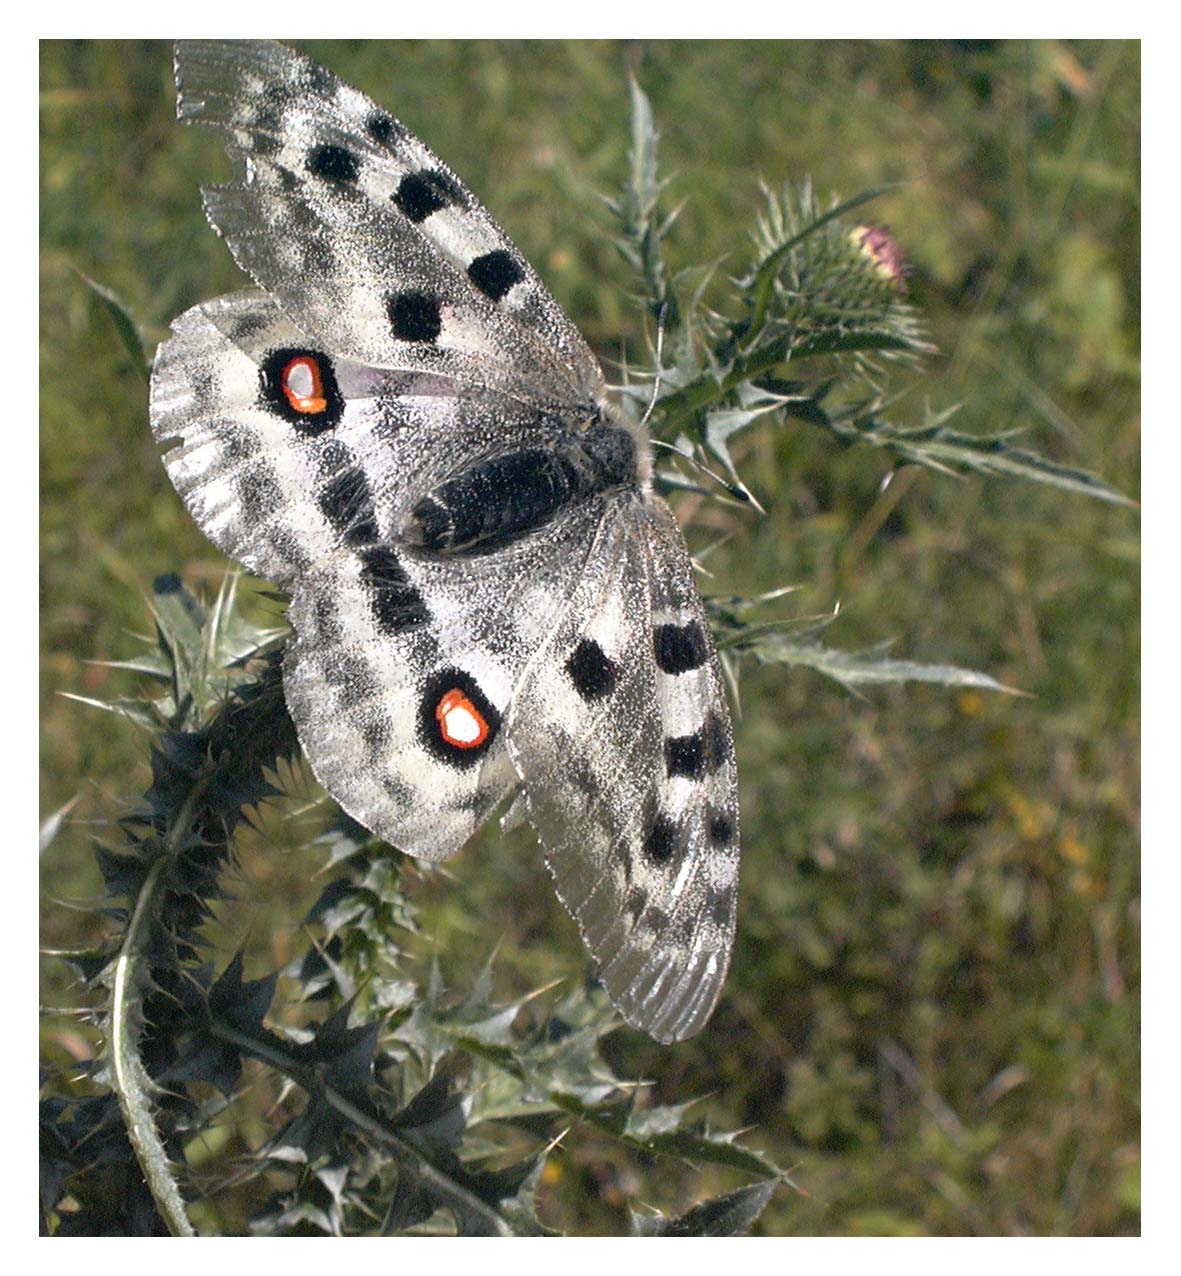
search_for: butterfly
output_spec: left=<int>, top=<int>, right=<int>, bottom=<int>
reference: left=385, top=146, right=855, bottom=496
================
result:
left=149, top=40, right=740, bottom=1042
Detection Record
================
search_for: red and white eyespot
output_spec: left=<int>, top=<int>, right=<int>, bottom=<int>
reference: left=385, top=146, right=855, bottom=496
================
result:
left=435, top=688, right=490, bottom=749
left=280, top=354, right=329, bottom=415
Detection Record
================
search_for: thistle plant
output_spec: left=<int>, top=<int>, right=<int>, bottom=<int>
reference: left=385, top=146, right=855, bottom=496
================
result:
left=40, top=77, right=1130, bottom=1238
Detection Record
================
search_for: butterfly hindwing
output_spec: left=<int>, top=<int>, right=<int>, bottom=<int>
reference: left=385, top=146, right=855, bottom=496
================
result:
left=284, top=500, right=603, bottom=860
left=507, top=495, right=739, bottom=1042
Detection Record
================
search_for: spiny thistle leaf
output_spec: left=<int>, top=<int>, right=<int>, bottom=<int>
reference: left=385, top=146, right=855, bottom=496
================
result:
left=606, top=78, right=680, bottom=328
left=392, top=1059, right=472, bottom=1154
left=819, top=403, right=1137, bottom=506
left=59, top=691, right=165, bottom=728
left=632, top=1179, right=777, bottom=1236
left=728, top=631, right=1021, bottom=695
left=708, top=602, right=1018, bottom=696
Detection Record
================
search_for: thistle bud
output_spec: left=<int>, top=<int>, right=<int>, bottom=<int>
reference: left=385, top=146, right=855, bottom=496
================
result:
left=851, top=224, right=909, bottom=292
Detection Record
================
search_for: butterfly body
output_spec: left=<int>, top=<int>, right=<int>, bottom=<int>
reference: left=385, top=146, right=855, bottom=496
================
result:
left=150, top=40, right=740, bottom=1042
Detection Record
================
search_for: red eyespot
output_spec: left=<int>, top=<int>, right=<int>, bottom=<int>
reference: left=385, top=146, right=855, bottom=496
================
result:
left=280, top=355, right=329, bottom=415
left=435, top=689, right=490, bottom=749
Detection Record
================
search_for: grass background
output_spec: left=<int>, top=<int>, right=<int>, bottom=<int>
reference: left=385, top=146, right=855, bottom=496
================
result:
left=40, top=39, right=1139, bottom=1235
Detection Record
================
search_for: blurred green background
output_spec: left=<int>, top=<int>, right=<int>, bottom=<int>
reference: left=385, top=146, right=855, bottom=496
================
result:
left=40, top=40, right=1139, bottom=1235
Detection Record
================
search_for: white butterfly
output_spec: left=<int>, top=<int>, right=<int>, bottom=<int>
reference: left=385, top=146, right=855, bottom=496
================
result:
left=149, top=40, right=740, bottom=1042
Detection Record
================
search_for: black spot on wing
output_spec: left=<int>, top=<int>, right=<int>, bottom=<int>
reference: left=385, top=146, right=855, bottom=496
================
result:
left=235, top=466, right=281, bottom=526
left=644, top=812, right=680, bottom=866
left=665, top=710, right=730, bottom=780
left=393, top=168, right=463, bottom=223
left=317, top=468, right=380, bottom=546
left=706, top=887, right=733, bottom=929
left=366, top=112, right=406, bottom=146
left=304, top=63, right=337, bottom=97
left=228, top=310, right=270, bottom=342
left=388, top=291, right=442, bottom=343
left=357, top=545, right=431, bottom=634
left=566, top=638, right=618, bottom=700
left=654, top=620, right=709, bottom=675
left=382, top=771, right=413, bottom=805
left=703, top=710, right=729, bottom=771
left=665, top=731, right=705, bottom=780
left=467, top=250, right=524, bottom=302
left=360, top=712, right=392, bottom=762
left=708, top=809, right=736, bottom=847
left=322, top=650, right=378, bottom=703
left=266, top=527, right=313, bottom=576
left=189, top=368, right=219, bottom=414
left=249, top=106, right=283, bottom=157
left=307, top=142, right=360, bottom=186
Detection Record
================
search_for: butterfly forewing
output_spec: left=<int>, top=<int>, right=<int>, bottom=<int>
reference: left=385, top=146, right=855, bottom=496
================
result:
left=174, top=39, right=602, bottom=405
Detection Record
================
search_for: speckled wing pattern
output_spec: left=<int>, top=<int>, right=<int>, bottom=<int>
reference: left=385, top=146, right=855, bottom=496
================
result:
left=149, top=39, right=740, bottom=1042
left=508, top=498, right=739, bottom=1041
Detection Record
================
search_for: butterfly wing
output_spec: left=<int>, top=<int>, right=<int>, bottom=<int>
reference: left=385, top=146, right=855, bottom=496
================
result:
left=172, top=40, right=602, bottom=407
left=507, top=495, right=740, bottom=1042
left=150, top=290, right=595, bottom=590
left=283, top=500, right=604, bottom=860
left=152, top=40, right=742, bottom=1037
left=151, top=287, right=609, bottom=858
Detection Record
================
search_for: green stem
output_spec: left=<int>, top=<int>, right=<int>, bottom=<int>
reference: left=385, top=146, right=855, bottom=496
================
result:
left=108, top=774, right=215, bottom=1237
left=110, top=853, right=196, bottom=1237
left=208, top=1018, right=516, bottom=1237
left=655, top=337, right=794, bottom=438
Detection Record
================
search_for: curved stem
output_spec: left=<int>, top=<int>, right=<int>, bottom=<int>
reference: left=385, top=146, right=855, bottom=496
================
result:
left=109, top=855, right=196, bottom=1237
left=108, top=775, right=214, bottom=1237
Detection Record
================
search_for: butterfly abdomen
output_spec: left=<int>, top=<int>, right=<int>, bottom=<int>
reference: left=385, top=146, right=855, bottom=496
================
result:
left=405, top=421, right=638, bottom=555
